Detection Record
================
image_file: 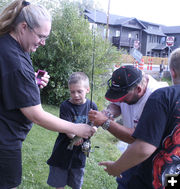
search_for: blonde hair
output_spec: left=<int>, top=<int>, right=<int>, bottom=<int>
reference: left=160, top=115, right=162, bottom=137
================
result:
left=0, top=0, right=51, bottom=35
left=68, top=72, right=90, bottom=88
left=169, top=48, right=180, bottom=79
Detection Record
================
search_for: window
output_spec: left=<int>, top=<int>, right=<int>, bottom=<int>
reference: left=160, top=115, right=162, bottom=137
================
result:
left=116, top=30, right=120, bottom=37
left=89, top=23, right=97, bottom=30
left=128, top=33, right=132, bottom=39
left=149, top=35, right=152, bottom=43
left=89, top=23, right=93, bottom=30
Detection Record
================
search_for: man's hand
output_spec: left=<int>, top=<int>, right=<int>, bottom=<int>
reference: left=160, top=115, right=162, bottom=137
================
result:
left=88, top=110, right=108, bottom=126
left=99, top=161, right=122, bottom=177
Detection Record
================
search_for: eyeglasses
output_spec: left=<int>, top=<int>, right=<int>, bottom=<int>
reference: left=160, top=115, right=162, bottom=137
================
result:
left=30, top=27, right=49, bottom=41
left=26, top=22, right=49, bottom=41
left=107, top=75, right=142, bottom=92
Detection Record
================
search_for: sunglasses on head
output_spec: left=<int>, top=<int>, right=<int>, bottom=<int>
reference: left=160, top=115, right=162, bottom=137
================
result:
left=107, top=75, right=141, bottom=92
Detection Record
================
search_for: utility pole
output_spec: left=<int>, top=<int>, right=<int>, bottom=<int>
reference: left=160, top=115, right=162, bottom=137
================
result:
left=106, top=0, right=111, bottom=40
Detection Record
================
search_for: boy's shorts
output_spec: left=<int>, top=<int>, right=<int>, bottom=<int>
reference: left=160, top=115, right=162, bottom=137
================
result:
left=0, top=149, right=22, bottom=189
left=47, top=166, right=85, bottom=189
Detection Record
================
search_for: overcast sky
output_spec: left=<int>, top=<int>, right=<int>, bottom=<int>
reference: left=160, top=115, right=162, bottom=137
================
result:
left=95, top=0, right=180, bottom=26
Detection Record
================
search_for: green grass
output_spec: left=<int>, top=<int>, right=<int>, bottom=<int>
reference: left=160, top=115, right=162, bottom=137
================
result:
left=162, top=77, right=172, bottom=86
left=18, top=104, right=121, bottom=189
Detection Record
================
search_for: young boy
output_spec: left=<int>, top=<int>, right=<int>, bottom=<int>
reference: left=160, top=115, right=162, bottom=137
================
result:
left=47, top=72, right=98, bottom=189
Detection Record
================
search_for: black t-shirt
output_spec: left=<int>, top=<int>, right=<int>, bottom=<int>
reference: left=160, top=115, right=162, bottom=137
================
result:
left=47, top=99, right=98, bottom=169
left=128, top=85, right=180, bottom=189
left=0, top=34, right=41, bottom=150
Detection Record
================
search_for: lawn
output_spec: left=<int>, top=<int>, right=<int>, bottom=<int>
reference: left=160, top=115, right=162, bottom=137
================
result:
left=18, top=104, right=121, bottom=189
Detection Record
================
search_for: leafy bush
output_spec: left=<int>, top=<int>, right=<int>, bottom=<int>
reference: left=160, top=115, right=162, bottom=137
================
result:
left=31, top=0, right=121, bottom=106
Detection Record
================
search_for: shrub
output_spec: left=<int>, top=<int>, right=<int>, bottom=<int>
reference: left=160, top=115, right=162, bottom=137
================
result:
left=31, top=0, right=121, bottom=106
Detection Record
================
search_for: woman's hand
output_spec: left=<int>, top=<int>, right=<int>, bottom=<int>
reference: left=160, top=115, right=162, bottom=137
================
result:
left=35, top=71, right=50, bottom=89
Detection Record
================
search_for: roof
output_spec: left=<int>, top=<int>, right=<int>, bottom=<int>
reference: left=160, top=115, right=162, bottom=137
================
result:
left=144, top=28, right=166, bottom=36
left=162, top=26, right=180, bottom=34
left=84, top=9, right=180, bottom=35
left=84, top=9, right=146, bottom=28
left=152, top=44, right=168, bottom=50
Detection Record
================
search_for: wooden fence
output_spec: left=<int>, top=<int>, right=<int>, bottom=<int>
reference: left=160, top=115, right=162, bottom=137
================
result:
left=119, top=54, right=168, bottom=65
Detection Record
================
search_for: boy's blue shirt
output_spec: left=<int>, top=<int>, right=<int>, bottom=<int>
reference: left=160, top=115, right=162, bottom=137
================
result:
left=47, top=99, right=98, bottom=169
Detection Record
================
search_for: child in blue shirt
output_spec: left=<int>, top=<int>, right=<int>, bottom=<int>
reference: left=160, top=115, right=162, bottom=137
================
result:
left=47, top=72, right=98, bottom=189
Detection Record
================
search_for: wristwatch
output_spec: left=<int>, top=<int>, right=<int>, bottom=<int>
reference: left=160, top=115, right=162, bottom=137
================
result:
left=102, top=119, right=111, bottom=130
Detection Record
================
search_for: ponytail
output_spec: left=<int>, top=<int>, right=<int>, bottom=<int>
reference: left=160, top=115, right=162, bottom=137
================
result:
left=0, top=0, right=51, bottom=36
left=0, top=0, right=25, bottom=35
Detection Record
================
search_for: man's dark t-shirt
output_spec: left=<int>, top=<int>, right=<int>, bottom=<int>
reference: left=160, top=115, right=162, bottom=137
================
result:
left=128, top=85, right=180, bottom=189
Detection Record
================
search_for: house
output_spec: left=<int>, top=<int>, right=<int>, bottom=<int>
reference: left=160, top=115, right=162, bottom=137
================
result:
left=162, top=26, right=180, bottom=51
left=84, top=9, right=179, bottom=58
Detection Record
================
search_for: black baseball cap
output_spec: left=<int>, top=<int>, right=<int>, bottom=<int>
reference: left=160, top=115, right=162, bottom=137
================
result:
left=105, top=65, right=142, bottom=102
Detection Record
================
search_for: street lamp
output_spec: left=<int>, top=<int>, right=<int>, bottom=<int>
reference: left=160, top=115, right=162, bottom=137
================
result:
left=128, top=33, right=132, bottom=54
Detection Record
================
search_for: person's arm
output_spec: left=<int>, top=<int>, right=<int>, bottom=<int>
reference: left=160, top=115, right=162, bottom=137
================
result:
left=106, top=103, right=121, bottom=118
left=99, top=139, right=157, bottom=177
left=66, top=133, right=75, bottom=139
left=108, top=120, right=135, bottom=143
left=20, top=104, right=95, bottom=139
left=88, top=110, right=134, bottom=143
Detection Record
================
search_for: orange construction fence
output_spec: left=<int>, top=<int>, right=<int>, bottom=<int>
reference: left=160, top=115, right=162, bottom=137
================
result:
left=147, top=58, right=153, bottom=70
left=138, top=59, right=144, bottom=70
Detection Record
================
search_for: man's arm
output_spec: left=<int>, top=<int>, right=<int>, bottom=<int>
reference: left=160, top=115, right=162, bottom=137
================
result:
left=99, top=139, right=157, bottom=177
left=108, top=120, right=135, bottom=143
left=106, top=103, right=121, bottom=118
left=88, top=110, right=134, bottom=143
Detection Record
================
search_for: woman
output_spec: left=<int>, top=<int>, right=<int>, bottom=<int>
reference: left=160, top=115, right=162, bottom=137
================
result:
left=0, top=1, right=96, bottom=188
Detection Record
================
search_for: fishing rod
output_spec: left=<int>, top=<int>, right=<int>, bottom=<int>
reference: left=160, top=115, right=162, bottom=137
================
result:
left=90, top=18, right=96, bottom=109
left=82, top=9, right=96, bottom=157
left=67, top=8, right=97, bottom=157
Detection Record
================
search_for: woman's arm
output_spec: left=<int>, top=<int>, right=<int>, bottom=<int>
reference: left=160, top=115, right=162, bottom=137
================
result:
left=20, top=104, right=95, bottom=138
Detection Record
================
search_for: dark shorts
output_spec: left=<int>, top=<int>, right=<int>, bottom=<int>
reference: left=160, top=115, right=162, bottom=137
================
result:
left=47, top=166, right=85, bottom=189
left=0, top=149, right=22, bottom=189
left=117, top=166, right=138, bottom=189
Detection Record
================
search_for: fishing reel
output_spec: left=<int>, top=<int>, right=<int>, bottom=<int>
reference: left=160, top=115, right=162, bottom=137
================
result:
left=82, top=139, right=91, bottom=157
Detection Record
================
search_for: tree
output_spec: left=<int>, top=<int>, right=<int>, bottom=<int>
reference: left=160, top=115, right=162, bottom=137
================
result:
left=31, top=0, right=121, bottom=105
